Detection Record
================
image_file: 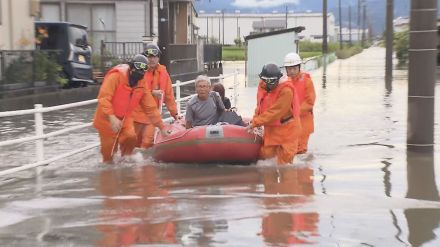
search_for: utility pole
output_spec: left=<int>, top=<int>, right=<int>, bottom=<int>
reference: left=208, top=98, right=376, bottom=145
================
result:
left=361, top=3, right=366, bottom=47
left=222, top=10, right=225, bottom=45
left=206, top=15, right=209, bottom=44
left=216, top=10, right=221, bottom=44
left=349, top=5, right=352, bottom=46
left=407, top=0, right=437, bottom=152
left=385, top=0, right=393, bottom=84
left=323, top=0, right=328, bottom=54
left=357, top=0, right=361, bottom=43
left=339, top=0, right=343, bottom=49
left=285, top=4, right=288, bottom=28
left=235, top=10, right=240, bottom=45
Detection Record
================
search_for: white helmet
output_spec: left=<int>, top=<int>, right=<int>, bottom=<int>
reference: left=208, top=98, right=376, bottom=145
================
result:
left=283, top=52, right=302, bottom=67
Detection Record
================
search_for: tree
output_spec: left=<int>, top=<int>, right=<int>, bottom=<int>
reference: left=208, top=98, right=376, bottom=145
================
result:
left=234, top=38, right=242, bottom=47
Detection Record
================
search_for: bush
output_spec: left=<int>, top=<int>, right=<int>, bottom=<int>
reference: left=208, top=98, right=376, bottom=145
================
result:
left=4, top=55, right=32, bottom=84
left=335, top=45, right=363, bottom=59
left=34, top=51, right=68, bottom=87
left=394, top=31, right=409, bottom=65
left=299, top=41, right=339, bottom=53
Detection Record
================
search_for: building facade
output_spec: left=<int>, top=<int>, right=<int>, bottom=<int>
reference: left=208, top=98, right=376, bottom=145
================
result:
left=0, top=0, right=40, bottom=50
left=195, top=12, right=336, bottom=45
left=39, top=0, right=197, bottom=51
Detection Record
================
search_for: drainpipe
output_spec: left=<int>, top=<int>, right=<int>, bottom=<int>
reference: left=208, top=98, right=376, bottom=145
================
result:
left=8, top=0, right=13, bottom=49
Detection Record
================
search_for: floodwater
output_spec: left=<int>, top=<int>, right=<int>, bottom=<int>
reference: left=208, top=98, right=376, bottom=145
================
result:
left=1, top=47, right=440, bottom=246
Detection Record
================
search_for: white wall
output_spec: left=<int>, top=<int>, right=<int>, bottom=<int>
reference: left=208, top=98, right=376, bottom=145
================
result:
left=195, top=12, right=336, bottom=45
left=0, top=0, right=38, bottom=50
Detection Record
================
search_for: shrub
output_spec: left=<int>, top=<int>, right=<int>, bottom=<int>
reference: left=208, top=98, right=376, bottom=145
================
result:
left=299, top=41, right=338, bottom=52
left=394, top=31, right=409, bottom=65
left=34, top=51, right=67, bottom=87
left=335, top=45, right=363, bottom=59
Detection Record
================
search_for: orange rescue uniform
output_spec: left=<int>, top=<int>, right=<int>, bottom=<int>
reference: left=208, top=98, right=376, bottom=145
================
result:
left=284, top=72, right=316, bottom=153
left=93, top=64, right=165, bottom=162
left=132, top=64, right=177, bottom=148
left=252, top=80, right=302, bottom=165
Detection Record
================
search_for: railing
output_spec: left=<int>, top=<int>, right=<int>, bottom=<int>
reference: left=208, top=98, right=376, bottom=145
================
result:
left=0, top=71, right=239, bottom=177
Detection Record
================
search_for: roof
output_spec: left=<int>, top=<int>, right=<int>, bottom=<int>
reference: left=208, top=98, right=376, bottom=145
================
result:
left=35, top=21, right=88, bottom=30
left=252, top=19, right=285, bottom=29
left=244, top=26, right=305, bottom=41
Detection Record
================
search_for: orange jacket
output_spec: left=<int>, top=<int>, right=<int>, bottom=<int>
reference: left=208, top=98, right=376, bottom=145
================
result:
left=253, top=80, right=301, bottom=146
left=105, top=65, right=144, bottom=118
left=286, top=72, right=316, bottom=116
left=93, top=65, right=164, bottom=135
left=256, top=80, right=299, bottom=126
left=132, top=64, right=177, bottom=124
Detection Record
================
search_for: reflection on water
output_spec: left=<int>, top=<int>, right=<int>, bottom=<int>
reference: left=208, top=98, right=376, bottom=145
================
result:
left=1, top=47, right=440, bottom=245
left=261, top=167, right=318, bottom=245
left=405, top=150, right=440, bottom=247
left=92, top=164, right=319, bottom=246
left=97, top=166, right=177, bottom=246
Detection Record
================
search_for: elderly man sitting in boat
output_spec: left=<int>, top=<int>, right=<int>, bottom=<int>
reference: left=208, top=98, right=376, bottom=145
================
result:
left=185, top=75, right=225, bottom=129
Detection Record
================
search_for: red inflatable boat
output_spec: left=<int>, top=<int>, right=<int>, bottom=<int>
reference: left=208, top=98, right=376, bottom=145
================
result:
left=152, top=119, right=262, bottom=164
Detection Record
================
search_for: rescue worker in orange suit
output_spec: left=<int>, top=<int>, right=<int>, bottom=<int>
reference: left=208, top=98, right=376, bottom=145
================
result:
left=93, top=54, right=168, bottom=163
left=282, top=52, right=316, bottom=154
left=247, top=63, right=302, bottom=165
left=260, top=167, right=319, bottom=244
left=132, top=43, right=178, bottom=149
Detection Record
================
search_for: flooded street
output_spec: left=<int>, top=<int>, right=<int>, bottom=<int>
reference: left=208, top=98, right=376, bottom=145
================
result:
left=1, top=47, right=440, bottom=246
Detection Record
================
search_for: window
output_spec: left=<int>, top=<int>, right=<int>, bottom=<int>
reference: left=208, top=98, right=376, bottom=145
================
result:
left=40, top=4, right=61, bottom=21
left=67, top=4, right=115, bottom=51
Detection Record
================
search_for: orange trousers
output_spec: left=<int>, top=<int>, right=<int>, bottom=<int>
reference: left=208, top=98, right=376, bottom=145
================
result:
left=298, top=113, right=314, bottom=154
left=98, top=123, right=137, bottom=163
left=298, top=133, right=310, bottom=154
left=134, top=122, right=156, bottom=148
left=260, top=140, right=299, bottom=165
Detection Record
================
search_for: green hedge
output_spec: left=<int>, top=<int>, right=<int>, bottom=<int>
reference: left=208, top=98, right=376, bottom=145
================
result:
left=335, top=45, right=363, bottom=59
left=222, top=46, right=245, bottom=61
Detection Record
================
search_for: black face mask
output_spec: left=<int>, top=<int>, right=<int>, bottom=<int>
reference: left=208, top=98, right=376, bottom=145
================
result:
left=129, top=70, right=144, bottom=87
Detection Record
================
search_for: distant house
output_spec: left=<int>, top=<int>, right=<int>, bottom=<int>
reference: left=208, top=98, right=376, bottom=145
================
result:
left=245, top=26, right=305, bottom=87
left=393, top=16, right=409, bottom=33
left=0, top=0, right=40, bottom=50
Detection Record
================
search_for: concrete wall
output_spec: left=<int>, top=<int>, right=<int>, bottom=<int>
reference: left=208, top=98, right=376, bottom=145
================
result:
left=0, top=85, right=100, bottom=111
left=0, top=0, right=38, bottom=50
left=196, top=12, right=336, bottom=45
left=246, top=31, right=298, bottom=87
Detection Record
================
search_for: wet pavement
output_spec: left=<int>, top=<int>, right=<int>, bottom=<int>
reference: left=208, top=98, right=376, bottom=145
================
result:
left=1, top=47, right=440, bottom=246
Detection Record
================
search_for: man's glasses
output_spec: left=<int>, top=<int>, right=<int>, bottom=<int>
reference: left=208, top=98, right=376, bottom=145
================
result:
left=133, top=62, right=148, bottom=70
left=144, top=48, right=160, bottom=57
left=260, top=76, right=279, bottom=85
